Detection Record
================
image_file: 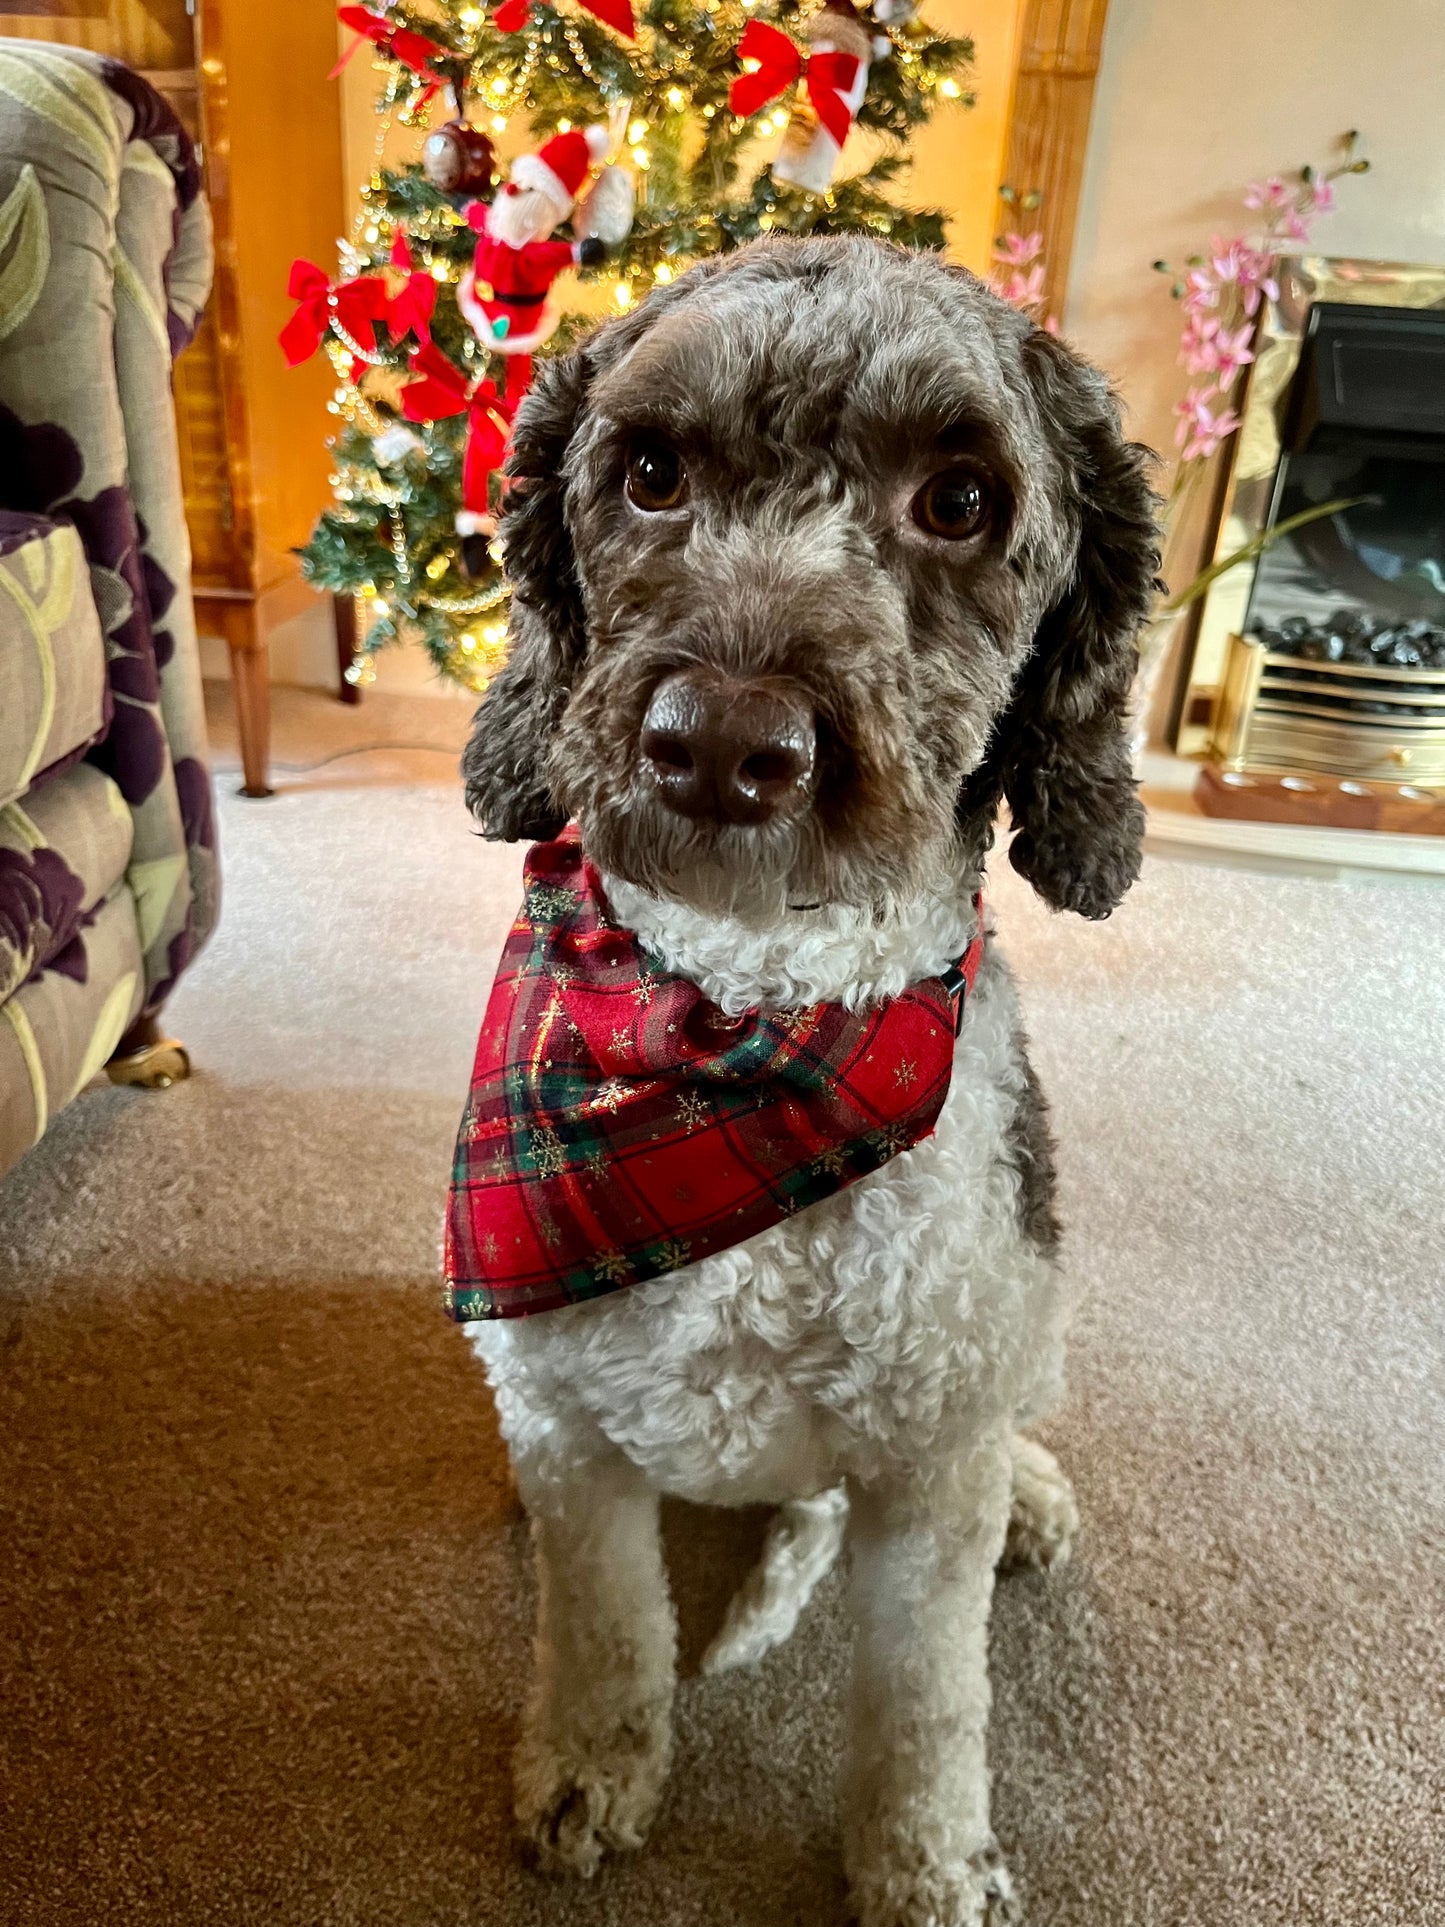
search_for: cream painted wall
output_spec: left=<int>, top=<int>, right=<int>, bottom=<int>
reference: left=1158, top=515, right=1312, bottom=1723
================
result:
left=1066, top=0, right=1445, bottom=466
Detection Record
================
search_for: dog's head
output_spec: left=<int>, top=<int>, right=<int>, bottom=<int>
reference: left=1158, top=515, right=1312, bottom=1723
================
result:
left=463, top=236, right=1158, bottom=922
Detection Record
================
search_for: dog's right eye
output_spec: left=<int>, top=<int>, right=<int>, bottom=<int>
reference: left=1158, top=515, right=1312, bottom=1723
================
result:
left=625, top=441, right=687, bottom=512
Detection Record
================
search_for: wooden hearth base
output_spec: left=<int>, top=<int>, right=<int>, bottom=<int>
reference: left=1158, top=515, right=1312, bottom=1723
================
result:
left=1195, top=764, right=1445, bottom=835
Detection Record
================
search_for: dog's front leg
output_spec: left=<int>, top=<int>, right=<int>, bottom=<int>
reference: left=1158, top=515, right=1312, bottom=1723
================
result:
left=512, top=1443, right=676, bottom=1876
left=844, top=1436, right=1017, bottom=1927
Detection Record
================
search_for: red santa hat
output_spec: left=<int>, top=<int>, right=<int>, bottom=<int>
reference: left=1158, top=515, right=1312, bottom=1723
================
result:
left=509, top=125, right=609, bottom=214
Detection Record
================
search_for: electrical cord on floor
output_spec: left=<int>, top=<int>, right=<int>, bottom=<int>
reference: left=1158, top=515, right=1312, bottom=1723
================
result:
left=214, top=742, right=463, bottom=775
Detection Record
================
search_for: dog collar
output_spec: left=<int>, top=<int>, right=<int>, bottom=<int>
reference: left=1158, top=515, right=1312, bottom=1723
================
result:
left=444, top=827, right=985, bottom=1320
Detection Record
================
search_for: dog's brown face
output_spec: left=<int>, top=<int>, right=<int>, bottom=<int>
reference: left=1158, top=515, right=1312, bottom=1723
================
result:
left=464, top=237, right=1158, bottom=921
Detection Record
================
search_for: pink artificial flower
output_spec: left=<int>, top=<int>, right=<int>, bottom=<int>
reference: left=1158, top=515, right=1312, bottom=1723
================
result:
left=1181, top=265, right=1221, bottom=313
left=1210, top=320, right=1256, bottom=384
left=995, top=263, right=1046, bottom=309
left=1209, top=235, right=1249, bottom=282
left=994, top=230, right=1044, bottom=266
left=1174, top=388, right=1242, bottom=462
left=1310, top=176, right=1336, bottom=213
left=1180, top=311, right=1221, bottom=372
left=1235, top=244, right=1279, bottom=314
left=1280, top=209, right=1312, bottom=243
left=1179, top=315, right=1256, bottom=385
left=1243, top=175, right=1292, bottom=212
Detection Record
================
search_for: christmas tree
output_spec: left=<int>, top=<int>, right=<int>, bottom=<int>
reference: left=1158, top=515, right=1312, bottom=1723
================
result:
left=286, top=0, right=975, bottom=690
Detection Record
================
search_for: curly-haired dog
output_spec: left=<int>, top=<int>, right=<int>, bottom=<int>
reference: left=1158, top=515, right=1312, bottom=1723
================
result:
left=458, top=234, right=1158, bottom=1925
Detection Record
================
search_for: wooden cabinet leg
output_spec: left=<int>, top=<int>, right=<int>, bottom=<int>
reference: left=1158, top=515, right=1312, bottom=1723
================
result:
left=222, top=605, right=273, bottom=797
left=334, top=594, right=361, bottom=704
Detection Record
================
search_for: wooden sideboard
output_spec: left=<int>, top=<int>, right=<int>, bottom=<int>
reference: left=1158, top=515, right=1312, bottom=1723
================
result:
left=2, top=0, right=348, bottom=793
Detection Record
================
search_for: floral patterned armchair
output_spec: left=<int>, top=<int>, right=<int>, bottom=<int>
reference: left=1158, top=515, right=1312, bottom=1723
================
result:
left=0, top=43, right=217, bottom=1180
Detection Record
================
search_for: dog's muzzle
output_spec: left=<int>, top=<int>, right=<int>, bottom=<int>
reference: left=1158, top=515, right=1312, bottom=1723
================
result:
left=639, top=668, right=816, bottom=827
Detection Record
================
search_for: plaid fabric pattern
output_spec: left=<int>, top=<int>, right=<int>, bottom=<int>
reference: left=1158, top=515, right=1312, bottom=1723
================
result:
left=444, top=828, right=985, bottom=1321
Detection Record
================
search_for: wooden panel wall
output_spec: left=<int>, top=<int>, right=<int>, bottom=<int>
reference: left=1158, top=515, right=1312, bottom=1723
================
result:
left=997, top=0, right=1111, bottom=319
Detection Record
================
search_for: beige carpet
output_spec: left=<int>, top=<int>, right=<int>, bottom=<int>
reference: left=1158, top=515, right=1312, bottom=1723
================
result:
left=2, top=688, right=1443, bottom=1926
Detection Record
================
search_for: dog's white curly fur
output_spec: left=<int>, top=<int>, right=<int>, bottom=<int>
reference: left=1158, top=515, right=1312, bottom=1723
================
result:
left=466, top=873, right=1072, bottom=1926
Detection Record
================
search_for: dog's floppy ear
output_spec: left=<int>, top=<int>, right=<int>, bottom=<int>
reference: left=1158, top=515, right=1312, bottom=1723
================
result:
left=983, top=327, right=1160, bottom=918
left=460, top=348, right=592, bottom=841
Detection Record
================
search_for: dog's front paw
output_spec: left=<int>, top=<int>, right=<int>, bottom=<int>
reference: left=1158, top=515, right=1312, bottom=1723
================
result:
left=851, top=1840, right=1019, bottom=1927
left=515, top=1721, right=670, bottom=1877
left=1001, top=1434, right=1078, bottom=1573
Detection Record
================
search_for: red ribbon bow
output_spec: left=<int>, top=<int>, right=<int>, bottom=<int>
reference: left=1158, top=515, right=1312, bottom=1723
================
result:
left=495, top=0, right=633, bottom=35
left=279, top=258, right=388, bottom=366
left=387, top=231, right=436, bottom=345
left=400, top=342, right=516, bottom=515
left=729, top=19, right=801, bottom=118
left=729, top=19, right=862, bottom=149
left=331, top=6, right=449, bottom=104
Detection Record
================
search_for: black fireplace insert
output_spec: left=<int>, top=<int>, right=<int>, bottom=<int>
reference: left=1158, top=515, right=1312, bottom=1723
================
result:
left=1244, top=301, right=1445, bottom=670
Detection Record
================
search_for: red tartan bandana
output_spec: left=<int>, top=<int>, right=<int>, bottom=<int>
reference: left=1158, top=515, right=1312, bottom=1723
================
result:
left=444, top=829, right=985, bottom=1320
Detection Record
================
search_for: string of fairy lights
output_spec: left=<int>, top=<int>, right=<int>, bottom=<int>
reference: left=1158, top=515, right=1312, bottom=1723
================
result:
left=311, top=0, right=968, bottom=689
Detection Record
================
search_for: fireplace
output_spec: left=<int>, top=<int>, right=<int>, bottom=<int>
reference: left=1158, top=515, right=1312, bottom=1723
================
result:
left=1171, top=258, right=1445, bottom=833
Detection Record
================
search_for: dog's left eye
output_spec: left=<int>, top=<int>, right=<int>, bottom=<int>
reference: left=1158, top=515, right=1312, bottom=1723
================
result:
left=625, top=440, right=687, bottom=512
left=911, top=467, right=992, bottom=541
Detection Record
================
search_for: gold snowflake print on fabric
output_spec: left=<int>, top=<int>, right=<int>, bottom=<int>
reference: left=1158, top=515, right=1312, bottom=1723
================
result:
left=610, top=1025, right=633, bottom=1056
left=591, top=1079, right=629, bottom=1114
left=653, top=1237, right=691, bottom=1271
left=893, top=1058, right=920, bottom=1091
left=631, top=969, right=660, bottom=1007
left=530, top=1124, right=567, bottom=1177
left=676, top=1092, right=709, bottom=1134
left=481, top=1232, right=498, bottom=1262
left=812, top=1145, right=849, bottom=1177
left=871, top=1125, right=908, bottom=1158
left=584, top=1149, right=607, bottom=1179
left=594, top=1248, right=630, bottom=1284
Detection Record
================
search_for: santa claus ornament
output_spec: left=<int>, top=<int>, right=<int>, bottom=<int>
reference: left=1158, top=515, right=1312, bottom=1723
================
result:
left=457, top=126, right=613, bottom=358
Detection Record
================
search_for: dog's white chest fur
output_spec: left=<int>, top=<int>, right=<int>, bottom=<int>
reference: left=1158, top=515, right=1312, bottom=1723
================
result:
left=465, top=883, right=1062, bottom=1509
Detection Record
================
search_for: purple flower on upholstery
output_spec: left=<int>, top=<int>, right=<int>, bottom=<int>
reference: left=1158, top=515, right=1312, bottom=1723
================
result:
left=1173, top=389, right=1242, bottom=463
left=0, top=847, right=87, bottom=1001
left=1243, top=176, right=1292, bottom=211
left=172, top=756, right=216, bottom=852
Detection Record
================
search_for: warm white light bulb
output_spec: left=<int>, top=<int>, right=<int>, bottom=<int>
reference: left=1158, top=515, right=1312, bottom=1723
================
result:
left=654, top=262, right=673, bottom=284
left=614, top=282, right=633, bottom=310
left=556, top=117, right=572, bottom=132
left=940, top=77, right=961, bottom=98
left=666, top=86, right=685, bottom=109
left=629, top=118, right=647, bottom=144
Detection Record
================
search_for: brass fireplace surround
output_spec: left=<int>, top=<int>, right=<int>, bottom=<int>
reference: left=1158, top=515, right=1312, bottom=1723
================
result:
left=1171, top=257, right=1445, bottom=790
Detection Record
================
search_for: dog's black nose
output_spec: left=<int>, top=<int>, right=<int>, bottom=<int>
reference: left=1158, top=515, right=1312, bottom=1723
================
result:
left=640, top=670, right=816, bottom=827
